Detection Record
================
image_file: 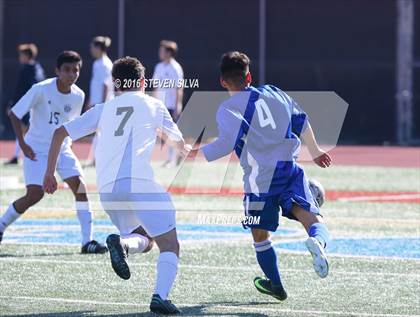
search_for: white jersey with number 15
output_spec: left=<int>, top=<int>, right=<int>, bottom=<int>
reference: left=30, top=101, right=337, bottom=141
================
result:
left=11, top=77, right=85, bottom=154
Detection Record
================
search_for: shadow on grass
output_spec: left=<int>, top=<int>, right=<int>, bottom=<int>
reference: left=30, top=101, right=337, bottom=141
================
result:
left=0, top=251, right=80, bottom=258
left=1, top=303, right=272, bottom=316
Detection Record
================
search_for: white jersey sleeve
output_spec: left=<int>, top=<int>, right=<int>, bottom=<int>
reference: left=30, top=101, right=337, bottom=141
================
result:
left=157, top=101, right=183, bottom=141
left=11, top=84, right=42, bottom=119
left=173, top=61, right=184, bottom=82
left=97, top=63, right=111, bottom=85
left=64, top=104, right=103, bottom=140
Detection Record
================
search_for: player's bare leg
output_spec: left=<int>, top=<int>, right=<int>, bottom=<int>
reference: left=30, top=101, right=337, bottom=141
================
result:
left=0, top=185, right=44, bottom=244
left=150, top=228, right=181, bottom=314
left=64, top=176, right=107, bottom=254
left=251, top=228, right=287, bottom=301
left=292, top=204, right=330, bottom=278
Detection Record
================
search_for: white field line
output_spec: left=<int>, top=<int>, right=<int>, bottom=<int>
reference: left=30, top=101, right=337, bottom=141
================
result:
left=0, top=295, right=418, bottom=317
left=276, top=248, right=420, bottom=262
left=0, top=257, right=418, bottom=278
left=2, top=233, right=420, bottom=261
left=338, top=193, right=420, bottom=202
left=1, top=205, right=418, bottom=224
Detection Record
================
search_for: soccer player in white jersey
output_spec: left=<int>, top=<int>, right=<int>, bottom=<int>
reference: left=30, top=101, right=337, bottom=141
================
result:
left=0, top=51, right=108, bottom=254
left=89, top=36, right=113, bottom=107
left=44, top=56, right=185, bottom=314
left=86, top=36, right=114, bottom=165
left=153, top=40, right=184, bottom=167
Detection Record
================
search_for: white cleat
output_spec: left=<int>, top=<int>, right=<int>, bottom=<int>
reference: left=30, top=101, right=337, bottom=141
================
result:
left=305, top=237, right=329, bottom=278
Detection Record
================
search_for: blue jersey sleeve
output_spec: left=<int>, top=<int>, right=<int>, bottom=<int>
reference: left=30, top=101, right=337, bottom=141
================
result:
left=201, top=107, right=242, bottom=162
left=267, top=85, right=308, bottom=137
left=291, top=100, right=308, bottom=137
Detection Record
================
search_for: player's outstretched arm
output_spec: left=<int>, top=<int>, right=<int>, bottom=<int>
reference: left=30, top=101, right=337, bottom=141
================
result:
left=301, top=123, right=331, bottom=168
left=43, top=127, right=69, bottom=194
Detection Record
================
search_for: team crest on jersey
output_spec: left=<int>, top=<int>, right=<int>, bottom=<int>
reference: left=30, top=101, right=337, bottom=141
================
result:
left=64, top=104, right=72, bottom=113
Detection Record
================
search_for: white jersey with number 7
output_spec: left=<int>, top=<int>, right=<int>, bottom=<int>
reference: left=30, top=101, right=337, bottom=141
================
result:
left=64, top=91, right=183, bottom=191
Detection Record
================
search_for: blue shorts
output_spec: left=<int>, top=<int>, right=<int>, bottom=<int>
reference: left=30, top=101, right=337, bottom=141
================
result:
left=242, top=164, right=320, bottom=232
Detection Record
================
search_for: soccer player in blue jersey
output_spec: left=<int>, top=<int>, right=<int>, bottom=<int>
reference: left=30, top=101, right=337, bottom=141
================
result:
left=189, top=51, right=332, bottom=300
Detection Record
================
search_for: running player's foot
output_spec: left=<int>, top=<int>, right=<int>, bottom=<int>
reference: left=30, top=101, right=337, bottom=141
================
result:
left=0, top=231, right=3, bottom=245
left=106, top=234, right=130, bottom=280
left=305, top=237, right=329, bottom=278
left=253, top=277, right=287, bottom=301
left=150, top=294, right=181, bottom=315
left=81, top=240, right=108, bottom=254
left=4, top=157, right=18, bottom=165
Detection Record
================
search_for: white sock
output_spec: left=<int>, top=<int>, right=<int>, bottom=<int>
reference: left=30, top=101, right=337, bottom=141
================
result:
left=154, top=252, right=178, bottom=300
left=75, top=201, right=93, bottom=246
left=14, top=139, right=21, bottom=157
left=121, top=233, right=150, bottom=254
left=0, top=204, right=21, bottom=232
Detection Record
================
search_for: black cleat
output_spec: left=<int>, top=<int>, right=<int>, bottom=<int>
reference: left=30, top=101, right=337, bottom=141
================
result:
left=0, top=231, right=3, bottom=245
left=253, top=277, right=288, bottom=301
left=81, top=240, right=108, bottom=254
left=4, top=157, right=18, bottom=165
left=150, top=294, right=180, bottom=315
left=106, top=234, right=130, bottom=280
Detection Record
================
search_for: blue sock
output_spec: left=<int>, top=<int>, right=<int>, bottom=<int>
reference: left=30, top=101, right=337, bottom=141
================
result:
left=254, top=240, right=281, bottom=286
left=309, top=223, right=330, bottom=248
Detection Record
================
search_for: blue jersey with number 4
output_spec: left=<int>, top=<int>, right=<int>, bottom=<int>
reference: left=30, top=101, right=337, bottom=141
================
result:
left=202, top=85, right=308, bottom=196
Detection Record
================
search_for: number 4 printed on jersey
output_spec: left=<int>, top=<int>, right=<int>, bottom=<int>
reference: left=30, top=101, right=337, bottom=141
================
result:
left=255, top=99, right=276, bottom=129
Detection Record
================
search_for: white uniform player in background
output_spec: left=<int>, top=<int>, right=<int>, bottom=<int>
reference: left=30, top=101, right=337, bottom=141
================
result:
left=44, top=57, right=185, bottom=315
left=0, top=51, right=108, bottom=254
left=153, top=40, right=184, bottom=168
left=89, top=36, right=113, bottom=107
left=86, top=36, right=114, bottom=165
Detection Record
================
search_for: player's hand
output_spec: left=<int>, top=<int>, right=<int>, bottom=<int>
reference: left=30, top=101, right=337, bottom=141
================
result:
left=43, top=173, right=58, bottom=194
left=312, top=149, right=331, bottom=168
left=20, top=142, right=36, bottom=161
left=181, top=144, right=192, bottom=157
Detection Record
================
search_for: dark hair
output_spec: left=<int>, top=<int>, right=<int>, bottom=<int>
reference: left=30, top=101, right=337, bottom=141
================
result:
left=56, top=50, right=82, bottom=69
left=160, top=40, right=178, bottom=56
left=220, top=51, right=251, bottom=85
left=18, top=43, right=38, bottom=59
left=112, top=56, right=145, bottom=90
left=92, top=36, right=112, bottom=52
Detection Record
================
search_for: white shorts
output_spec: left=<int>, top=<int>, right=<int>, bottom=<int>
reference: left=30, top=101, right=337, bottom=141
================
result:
left=99, top=178, right=176, bottom=238
left=23, top=149, right=83, bottom=186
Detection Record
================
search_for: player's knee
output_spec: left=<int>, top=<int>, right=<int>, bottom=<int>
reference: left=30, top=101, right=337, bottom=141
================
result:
left=76, top=181, right=87, bottom=195
left=166, top=239, right=180, bottom=254
left=74, top=193, right=88, bottom=201
left=25, top=188, right=44, bottom=205
left=158, top=237, right=179, bottom=256
left=251, top=228, right=270, bottom=243
left=169, top=239, right=180, bottom=257
left=172, top=239, right=180, bottom=255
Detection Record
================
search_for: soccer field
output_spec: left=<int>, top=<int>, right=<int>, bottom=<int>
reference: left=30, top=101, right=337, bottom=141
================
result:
left=0, top=159, right=419, bottom=316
